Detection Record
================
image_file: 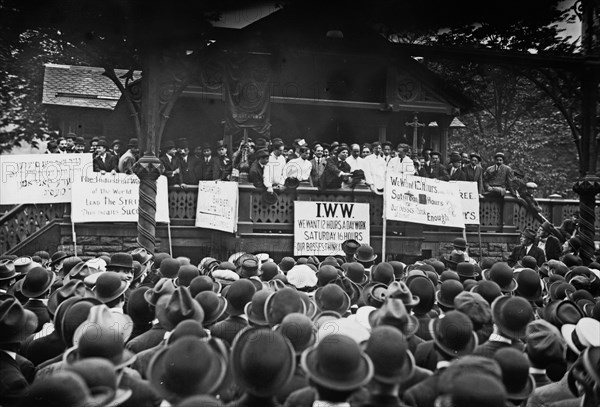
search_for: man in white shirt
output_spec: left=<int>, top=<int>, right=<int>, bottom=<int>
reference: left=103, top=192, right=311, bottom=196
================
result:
left=388, top=143, right=415, bottom=175
left=264, top=141, right=286, bottom=193
left=284, top=146, right=312, bottom=182
left=364, top=141, right=386, bottom=193
left=345, top=144, right=364, bottom=173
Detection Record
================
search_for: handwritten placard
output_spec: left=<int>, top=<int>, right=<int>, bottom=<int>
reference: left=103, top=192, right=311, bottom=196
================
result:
left=385, top=172, right=464, bottom=228
left=454, top=180, right=480, bottom=225
left=294, top=201, right=370, bottom=256
left=195, top=181, right=238, bottom=233
left=0, top=154, right=93, bottom=204
left=71, top=173, right=169, bottom=223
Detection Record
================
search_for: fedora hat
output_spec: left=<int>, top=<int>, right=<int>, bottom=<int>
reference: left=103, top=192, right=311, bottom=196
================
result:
left=107, top=252, right=133, bottom=271
left=265, top=287, right=306, bottom=326
left=144, top=277, right=176, bottom=305
left=432, top=310, right=478, bottom=359
left=369, top=296, right=419, bottom=337
left=275, top=313, right=317, bottom=355
left=484, top=262, right=517, bottom=293
left=332, top=276, right=361, bottom=306
left=492, top=295, right=534, bottom=340
left=67, top=357, right=132, bottom=406
left=407, top=274, right=436, bottom=315
left=156, top=287, right=205, bottom=331
left=148, top=336, right=227, bottom=403
left=223, top=279, right=255, bottom=316
left=354, top=245, right=377, bottom=263
left=131, top=247, right=152, bottom=265
left=286, top=265, right=318, bottom=290
left=493, top=348, right=535, bottom=401
left=0, top=259, right=16, bottom=280
left=61, top=257, right=82, bottom=275
left=436, top=280, right=464, bottom=309
left=549, top=281, right=576, bottom=301
left=232, top=327, right=296, bottom=397
left=341, top=239, right=361, bottom=256
left=365, top=326, right=414, bottom=385
left=244, top=289, right=273, bottom=327
left=194, top=291, right=227, bottom=325
left=314, top=284, right=351, bottom=315
left=515, top=268, right=542, bottom=301
left=387, top=281, right=420, bottom=308
left=94, top=271, right=130, bottom=303
left=301, top=333, right=373, bottom=391
left=561, top=317, right=600, bottom=355
left=59, top=297, right=103, bottom=347
left=0, top=297, right=38, bottom=345
left=345, top=262, right=368, bottom=286
left=20, top=370, right=114, bottom=407
left=21, top=266, right=55, bottom=298
left=127, top=286, right=154, bottom=327
left=521, top=228, right=537, bottom=241
left=361, top=282, right=388, bottom=308
left=47, top=279, right=94, bottom=315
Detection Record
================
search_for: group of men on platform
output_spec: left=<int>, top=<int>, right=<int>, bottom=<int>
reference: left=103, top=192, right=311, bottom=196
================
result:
left=1, top=233, right=600, bottom=407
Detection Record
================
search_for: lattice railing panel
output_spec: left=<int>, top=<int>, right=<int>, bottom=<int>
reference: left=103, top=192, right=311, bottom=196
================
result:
left=479, top=200, right=502, bottom=227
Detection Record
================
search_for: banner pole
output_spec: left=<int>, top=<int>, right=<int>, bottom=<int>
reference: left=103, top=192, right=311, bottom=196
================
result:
left=477, top=224, right=483, bottom=262
left=167, top=223, right=173, bottom=257
left=71, top=221, right=77, bottom=256
left=382, top=167, right=388, bottom=261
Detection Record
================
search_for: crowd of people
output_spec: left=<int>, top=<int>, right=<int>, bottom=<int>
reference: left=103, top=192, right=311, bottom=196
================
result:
left=44, top=133, right=532, bottom=198
left=1, top=228, right=600, bottom=407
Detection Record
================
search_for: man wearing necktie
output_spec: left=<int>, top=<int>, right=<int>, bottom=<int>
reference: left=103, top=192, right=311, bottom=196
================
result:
left=507, top=228, right=546, bottom=267
left=310, top=144, right=326, bottom=186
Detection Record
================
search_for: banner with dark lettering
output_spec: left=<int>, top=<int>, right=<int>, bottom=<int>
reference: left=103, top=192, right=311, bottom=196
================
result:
left=385, top=172, right=464, bottom=228
left=71, top=174, right=169, bottom=223
left=0, top=154, right=93, bottom=204
left=453, top=180, right=480, bottom=225
left=294, top=201, right=370, bottom=256
left=195, top=181, right=238, bottom=233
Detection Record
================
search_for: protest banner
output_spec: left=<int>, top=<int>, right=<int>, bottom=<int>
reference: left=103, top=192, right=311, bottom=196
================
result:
left=0, top=153, right=93, bottom=204
left=454, top=180, right=480, bottom=225
left=294, top=201, right=370, bottom=256
left=195, top=181, right=238, bottom=233
left=71, top=173, right=169, bottom=223
left=385, top=172, right=464, bottom=228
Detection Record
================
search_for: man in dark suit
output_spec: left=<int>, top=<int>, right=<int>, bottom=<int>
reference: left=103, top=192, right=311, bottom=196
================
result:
left=92, top=139, right=118, bottom=172
left=507, top=228, right=546, bottom=267
left=448, top=155, right=466, bottom=181
left=159, top=140, right=180, bottom=187
left=248, top=149, right=270, bottom=190
left=426, top=151, right=450, bottom=181
left=320, top=144, right=352, bottom=189
left=463, top=153, right=484, bottom=196
left=196, top=142, right=221, bottom=181
left=536, top=221, right=562, bottom=261
left=310, top=143, right=327, bottom=187
left=175, top=138, right=199, bottom=187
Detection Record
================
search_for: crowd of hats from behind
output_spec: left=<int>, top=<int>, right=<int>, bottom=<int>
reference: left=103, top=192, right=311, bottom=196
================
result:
left=1, top=241, right=600, bottom=407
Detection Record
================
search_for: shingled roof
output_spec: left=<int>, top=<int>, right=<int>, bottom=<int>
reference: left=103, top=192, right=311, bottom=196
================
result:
left=42, top=64, right=140, bottom=110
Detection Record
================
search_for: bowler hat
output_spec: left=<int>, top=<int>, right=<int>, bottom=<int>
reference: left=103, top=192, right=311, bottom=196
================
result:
left=469, top=153, right=482, bottom=162
left=433, top=310, right=478, bottom=358
left=194, top=291, right=227, bottom=325
left=244, top=289, right=273, bottom=327
left=372, top=262, right=395, bottom=285
left=301, top=333, right=373, bottom=391
left=94, top=271, right=130, bottom=303
left=176, top=265, right=200, bottom=287
left=519, top=255, right=538, bottom=270
left=278, top=257, right=296, bottom=273
left=59, top=298, right=103, bottom=347
left=436, top=280, right=464, bottom=309
left=407, top=275, right=436, bottom=315
left=144, top=277, right=177, bottom=305
left=456, top=262, right=478, bottom=279
left=492, top=296, right=534, bottom=339
left=223, top=279, right=256, bottom=316
left=515, top=268, right=542, bottom=301
left=50, top=251, right=70, bottom=266
left=260, top=262, right=279, bottom=282
left=127, top=138, right=138, bottom=148
left=315, top=284, right=351, bottom=315
left=176, top=138, right=189, bottom=149
left=0, top=260, right=16, bottom=280
left=484, top=262, right=517, bottom=293
left=20, top=371, right=114, bottom=407
left=22, top=266, right=55, bottom=298
left=62, top=257, right=82, bottom=275
left=156, top=287, right=205, bottom=331
left=265, top=287, right=305, bottom=326
left=317, top=265, right=340, bottom=286
left=232, top=327, right=296, bottom=397
left=148, top=337, right=227, bottom=402
left=108, top=252, right=133, bottom=270
left=345, top=262, right=368, bottom=285
left=453, top=237, right=467, bottom=250
left=276, top=313, right=316, bottom=355
left=0, top=297, right=38, bottom=345
left=74, top=136, right=85, bottom=146
left=341, top=239, right=361, bottom=256
left=549, top=281, right=576, bottom=301
left=354, top=245, right=377, bottom=263
left=365, top=326, right=414, bottom=385
left=159, top=257, right=180, bottom=279
left=127, top=287, right=154, bottom=326
left=471, top=280, right=502, bottom=305
left=493, top=348, right=535, bottom=401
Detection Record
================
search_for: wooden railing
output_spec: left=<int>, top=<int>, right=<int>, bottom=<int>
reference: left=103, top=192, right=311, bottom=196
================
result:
left=0, top=183, right=594, bottom=254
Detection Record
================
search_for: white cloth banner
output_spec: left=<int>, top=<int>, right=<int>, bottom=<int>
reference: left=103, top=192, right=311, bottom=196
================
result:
left=195, top=181, right=238, bottom=233
left=385, top=172, right=465, bottom=228
left=294, top=201, right=370, bottom=256
left=454, top=180, right=480, bottom=225
left=0, top=154, right=93, bottom=204
left=71, top=174, right=170, bottom=223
